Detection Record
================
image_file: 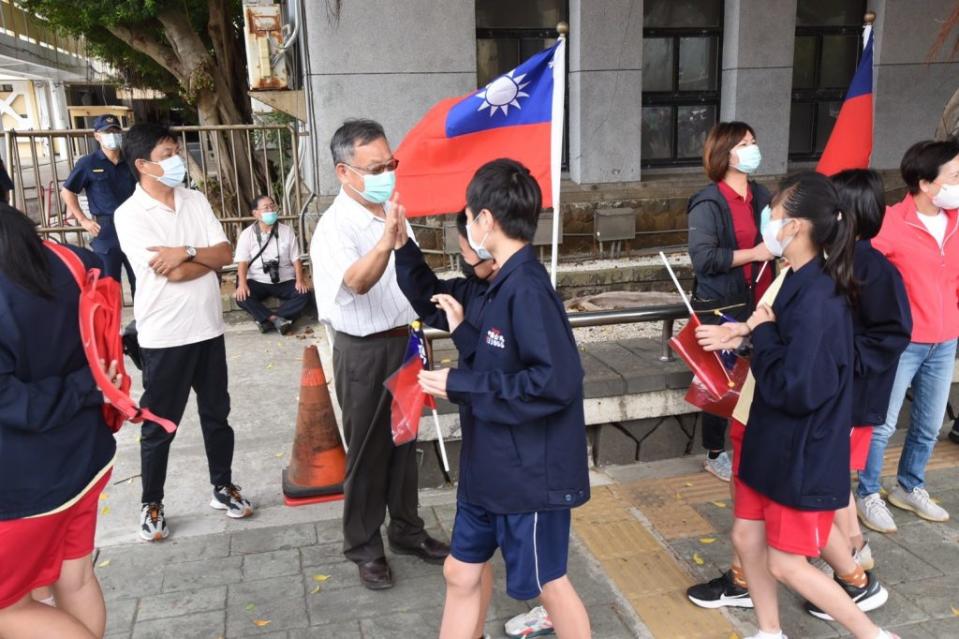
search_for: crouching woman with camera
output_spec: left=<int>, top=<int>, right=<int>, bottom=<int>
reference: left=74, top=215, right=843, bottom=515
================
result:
left=234, top=195, right=312, bottom=335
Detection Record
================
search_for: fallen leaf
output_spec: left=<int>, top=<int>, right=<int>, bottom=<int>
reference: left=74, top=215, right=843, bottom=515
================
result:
left=97, top=560, right=111, bottom=568
left=310, top=585, right=321, bottom=594
left=699, top=537, right=717, bottom=544
left=135, top=435, right=141, bottom=443
left=729, top=634, right=740, bottom=639
left=312, top=574, right=330, bottom=582
left=244, top=603, right=256, bottom=612
left=275, top=452, right=284, bottom=458
left=99, top=493, right=109, bottom=501
left=692, top=552, right=705, bottom=565
left=267, top=363, right=273, bottom=369
left=127, top=477, right=135, bottom=484
left=252, top=619, right=271, bottom=628
left=710, top=500, right=727, bottom=508
left=952, top=606, right=959, bottom=617
left=101, top=506, right=111, bottom=515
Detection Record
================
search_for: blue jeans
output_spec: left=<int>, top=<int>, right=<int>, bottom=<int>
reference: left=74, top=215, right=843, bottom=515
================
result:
left=857, top=339, right=957, bottom=497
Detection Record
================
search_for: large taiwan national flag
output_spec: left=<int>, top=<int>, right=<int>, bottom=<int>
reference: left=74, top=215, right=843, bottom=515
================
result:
left=816, top=31, right=874, bottom=176
left=395, top=40, right=566, bottom=217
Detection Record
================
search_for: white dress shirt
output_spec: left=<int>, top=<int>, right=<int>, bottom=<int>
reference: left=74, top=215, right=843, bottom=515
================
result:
left=310, top=189, right=416, bottom=337
left=234, top=222, right=300, bottom=284
left=115, top=185, right=229, bottom=349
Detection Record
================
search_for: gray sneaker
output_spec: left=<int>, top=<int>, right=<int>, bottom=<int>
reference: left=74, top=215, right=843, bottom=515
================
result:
left=856, top=493, right=897, bottom=533
left=704, top=451, right=732, bottom=482
left=887, top=485, right=949, bottom=522
left=139, top=502, right=170, bottom=542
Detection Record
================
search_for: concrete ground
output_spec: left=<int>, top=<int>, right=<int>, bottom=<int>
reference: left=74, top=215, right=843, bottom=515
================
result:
left=93, top=318, right=959, bottom=638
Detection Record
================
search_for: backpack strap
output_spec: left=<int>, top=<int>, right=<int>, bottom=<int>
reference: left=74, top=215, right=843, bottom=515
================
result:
left=43, top=240, right=87, bottom=289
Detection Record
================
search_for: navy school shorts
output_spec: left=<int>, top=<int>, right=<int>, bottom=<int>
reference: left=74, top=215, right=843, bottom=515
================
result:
left=450, top=499, right=571, bottom=600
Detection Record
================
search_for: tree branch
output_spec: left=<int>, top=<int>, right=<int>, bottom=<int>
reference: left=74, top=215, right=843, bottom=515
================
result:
left=106, top=23, right=184, bottom=81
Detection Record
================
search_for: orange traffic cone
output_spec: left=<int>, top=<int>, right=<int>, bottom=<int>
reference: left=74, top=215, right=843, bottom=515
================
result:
left=282, top=345, right=347, bottom=506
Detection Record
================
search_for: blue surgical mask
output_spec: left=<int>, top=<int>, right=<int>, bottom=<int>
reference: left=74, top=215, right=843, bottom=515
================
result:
left=734, top=145, right=762, bottom=174
left=466, top=212, right=493, bottom=261
left=347, top=166, right=396, bottom=204
left=261, top=211, right=279, bottom=226
left=100, top=133, right=121, bottom=151
left=148, top=155, right=186, bottom=188
left=759, top=205, right=772, bottom=235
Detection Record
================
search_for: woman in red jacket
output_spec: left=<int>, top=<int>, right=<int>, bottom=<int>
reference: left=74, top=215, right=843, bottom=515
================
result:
left=856, top=138, right=959, bottom=534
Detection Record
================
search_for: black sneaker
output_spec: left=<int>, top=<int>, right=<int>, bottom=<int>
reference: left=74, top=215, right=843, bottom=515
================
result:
left=139, top=502, right=169, bottom=542
left=210, top=483, right=254, bottom=519
left=949, top=427, right=959, bottom=445
left=804, top=571, right=888, bottom=620
left=257, top=320, right=273, bottom=334
left=271, top=317, right=293, bottom=335
left=686, top=570, right=753, bottom=608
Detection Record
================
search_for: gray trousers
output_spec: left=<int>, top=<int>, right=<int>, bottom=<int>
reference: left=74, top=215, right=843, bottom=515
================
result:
left=333, top=331, right=427, bottom=564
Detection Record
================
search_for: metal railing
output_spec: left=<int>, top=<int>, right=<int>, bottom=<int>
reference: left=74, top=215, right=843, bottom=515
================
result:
left=423, top=303, right=689, bottom=362
left=5, top=123, right=305, bottom=254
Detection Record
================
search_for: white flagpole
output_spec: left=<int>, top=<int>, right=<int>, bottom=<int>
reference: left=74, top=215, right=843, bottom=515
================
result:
left=431, top=409, right=450, bottom=474
left=549, top=24, right=568, bottom=288
left=659, top=251, right=696, bottom=317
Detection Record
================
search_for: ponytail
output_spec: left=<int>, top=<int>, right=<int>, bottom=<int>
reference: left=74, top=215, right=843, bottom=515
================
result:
left=776, top=171, right=858, bottom=305
left=0, top=203, right=54, bottom=298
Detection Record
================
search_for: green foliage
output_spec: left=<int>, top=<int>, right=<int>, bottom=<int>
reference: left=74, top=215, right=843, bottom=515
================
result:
left=16, top=0, right=243, bottom=95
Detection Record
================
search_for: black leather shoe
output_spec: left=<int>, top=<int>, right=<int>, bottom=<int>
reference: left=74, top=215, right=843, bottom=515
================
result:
left=357, top=558, right=393, bottom=590
left=389, top=535, right=450, bottom=565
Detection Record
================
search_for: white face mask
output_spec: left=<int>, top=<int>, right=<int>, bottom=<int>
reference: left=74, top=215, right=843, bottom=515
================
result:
left=466, top=211, right=493, bottom=261
left=932, top=183, right=959, bottom=210
left=762, top=218, right=795, bottom=257
left=100, top=133, right=121, bottom=150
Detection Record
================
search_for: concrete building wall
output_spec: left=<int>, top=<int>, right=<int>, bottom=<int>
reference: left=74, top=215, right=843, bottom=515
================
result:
left=720, top=0, right=798, bottom=177
left=869, top=0, right=959, bottom=170
left=303, top=0, right=476, bottom=195
left=568, top=0, right=644, bottom=184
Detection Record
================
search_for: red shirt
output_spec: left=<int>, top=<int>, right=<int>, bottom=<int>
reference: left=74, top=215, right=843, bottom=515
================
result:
left=717, top=180, right=773, bottom=301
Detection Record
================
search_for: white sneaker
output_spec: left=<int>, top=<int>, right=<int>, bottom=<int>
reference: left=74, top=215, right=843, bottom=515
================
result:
left=853, top=538, right=875, bottom=571
left=887, top=485, right=949, bottom=522
left=504, top=605, right=554, bottom=638
left=704, top=451, right=732, bottom=482
left=744, top=633, right=788, bottom=639
left=856, top=493, right=897, bottom=533
left=139, top=502, right=170, bottom=542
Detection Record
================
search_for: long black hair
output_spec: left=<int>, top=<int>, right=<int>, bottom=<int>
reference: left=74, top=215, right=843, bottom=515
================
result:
left=831, top=169, right=885, bottom=240
left=774, top=171, right=857, bottom=304
left=0, top=202, right=54, bottom=298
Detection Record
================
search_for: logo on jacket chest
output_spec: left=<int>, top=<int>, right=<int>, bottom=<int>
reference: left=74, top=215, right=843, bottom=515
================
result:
left=486, top=328, right=505, bottom=349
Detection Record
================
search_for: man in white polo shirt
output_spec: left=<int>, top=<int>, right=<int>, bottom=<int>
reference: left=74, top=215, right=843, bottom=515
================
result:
left=115, top=123, right=253, bottom=542
left=311, top=119, right=449, bottom=590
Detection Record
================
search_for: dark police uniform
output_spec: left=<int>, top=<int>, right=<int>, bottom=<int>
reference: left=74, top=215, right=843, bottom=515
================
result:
left=63, top=146, right=137, bottom=292
left=442, top=244, right=590, bottom=600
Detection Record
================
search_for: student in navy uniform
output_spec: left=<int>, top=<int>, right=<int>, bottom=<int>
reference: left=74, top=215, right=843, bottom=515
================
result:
left=0, top=203, right=120, bottom=638
left=696, top=172, right=901, bottom=639
left=417, top=159, right=591, bottom=639
left=61, top=114, right=138, bottom=295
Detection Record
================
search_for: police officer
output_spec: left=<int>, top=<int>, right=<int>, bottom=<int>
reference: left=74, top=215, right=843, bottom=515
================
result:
left=61, top=114, right=138, bottom=294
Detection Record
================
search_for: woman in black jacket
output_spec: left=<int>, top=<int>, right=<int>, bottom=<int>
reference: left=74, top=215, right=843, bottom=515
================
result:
left=687, top=121, right=773, bottom=482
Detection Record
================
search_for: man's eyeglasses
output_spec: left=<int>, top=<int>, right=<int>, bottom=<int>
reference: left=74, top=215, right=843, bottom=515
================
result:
left=342, top=158, right=400, bottom=175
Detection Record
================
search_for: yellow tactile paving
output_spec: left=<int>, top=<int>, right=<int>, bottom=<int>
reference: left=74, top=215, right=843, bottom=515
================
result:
left=572, top=486, right=737, bottom=638
left=630, top=590, right=741, bottom=639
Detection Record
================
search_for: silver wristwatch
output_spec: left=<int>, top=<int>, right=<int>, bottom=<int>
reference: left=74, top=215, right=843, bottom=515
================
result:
left=185, top=245, right=197, bottom=261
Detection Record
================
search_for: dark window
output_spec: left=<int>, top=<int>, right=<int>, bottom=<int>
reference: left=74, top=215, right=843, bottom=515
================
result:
left=789, top=0, right=867, bottom=161
left=475, top=1, right=569, bottom=169
left=641, top=0, right=723, bottom=167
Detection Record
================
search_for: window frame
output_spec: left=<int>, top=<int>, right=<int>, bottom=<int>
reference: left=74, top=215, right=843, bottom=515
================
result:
left=641, top=21, right=724, bottom=168
left=788, top=1, right=867, bottom=162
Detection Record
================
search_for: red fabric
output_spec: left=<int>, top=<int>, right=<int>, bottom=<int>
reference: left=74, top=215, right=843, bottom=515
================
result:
left=394, top=100, right=553, bottom=217
left=384, top=329, right=436, bottom=445
left=872, top=195, right=959, bottom=343
left=730, top=419, right=746, bottom=477
left=0, top=470, right=110, bottom=609
left=716, top=181, right=773, bottom=300
left=669, top=315, right=736, bottom=400
left=734, top=476, right=835, bottom=557
left=850, top=426, right=874, bottom=472
left=816, top=93, right=873, bottom=177
left=44, top=242, right=176, bottom=434
left=683, top=357, right=749, bottom=419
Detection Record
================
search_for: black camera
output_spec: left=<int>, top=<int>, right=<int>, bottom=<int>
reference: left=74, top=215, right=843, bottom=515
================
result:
left=263, top=259, right=280, bottom=284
